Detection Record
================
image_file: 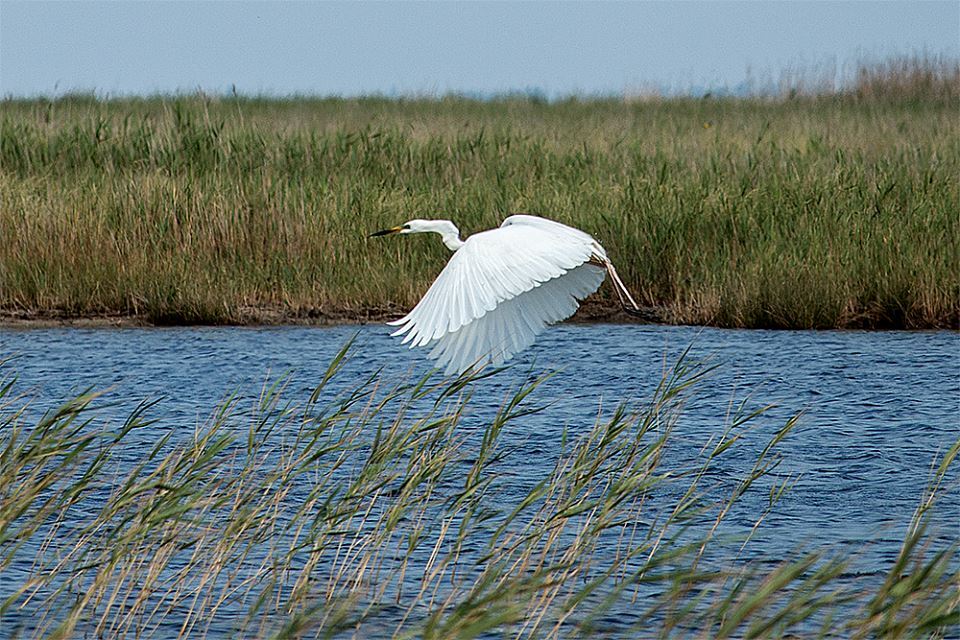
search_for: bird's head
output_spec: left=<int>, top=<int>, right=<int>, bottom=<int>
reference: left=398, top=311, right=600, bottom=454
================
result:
left=370, top=219, right=456, bottom=237
left=369, top=219, right=464, bottom=250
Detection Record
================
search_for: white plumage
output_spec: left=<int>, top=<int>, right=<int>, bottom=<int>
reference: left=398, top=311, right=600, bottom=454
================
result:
left=370, top=215, right=637, bottom=375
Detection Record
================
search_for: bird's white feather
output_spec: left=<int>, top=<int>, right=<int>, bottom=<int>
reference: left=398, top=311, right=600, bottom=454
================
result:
left=387, top=215, right=611, bottom=374
left=423, top=263, right=605, bottom=374
left=388, top=218, right=598, bottom=346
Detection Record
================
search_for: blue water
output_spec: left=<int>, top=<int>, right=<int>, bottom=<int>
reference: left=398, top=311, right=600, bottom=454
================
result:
left=0, top=325, right=957, bottom=635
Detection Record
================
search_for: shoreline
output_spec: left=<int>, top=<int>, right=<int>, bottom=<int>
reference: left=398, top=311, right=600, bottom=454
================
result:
left=1, top=304, right=954, bottom=331
left=0, top=303, right=663, bottom=329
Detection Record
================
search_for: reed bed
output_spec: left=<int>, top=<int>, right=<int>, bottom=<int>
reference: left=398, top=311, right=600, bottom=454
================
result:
left=0, top=57, right=958, bottom=328
left=0, top=344, right=957, bottom=638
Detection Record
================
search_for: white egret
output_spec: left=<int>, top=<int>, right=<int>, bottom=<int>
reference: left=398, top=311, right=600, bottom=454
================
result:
left=370, top=215, right=640, bottom=374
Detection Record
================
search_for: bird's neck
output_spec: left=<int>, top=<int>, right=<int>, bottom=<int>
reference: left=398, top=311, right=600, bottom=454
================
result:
left=439, top=232, right=464, bottom=251
left=426, top=221, right=464, bottom=251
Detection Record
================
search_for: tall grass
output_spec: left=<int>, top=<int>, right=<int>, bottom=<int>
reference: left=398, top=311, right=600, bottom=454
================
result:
left=850, top=54, right=960, bottom=104
left=0, top=345, right=957, bottom=637
left=0, top=58, right=957, bottom=328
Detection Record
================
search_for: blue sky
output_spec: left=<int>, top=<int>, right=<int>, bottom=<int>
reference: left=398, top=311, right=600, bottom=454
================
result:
left=1, top=1, right=957, bottom=97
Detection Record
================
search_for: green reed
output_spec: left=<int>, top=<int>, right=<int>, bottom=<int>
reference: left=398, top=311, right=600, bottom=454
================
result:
left=0, top=344, right=956, bottom=638
left=0, top=57, right=958, bottom=328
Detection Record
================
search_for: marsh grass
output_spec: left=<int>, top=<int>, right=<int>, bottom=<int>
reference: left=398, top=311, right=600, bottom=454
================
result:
left=1, top=58, right=958, bottom=329
left=849, top=54, right=960, bottom=104
left=0, top=343, right=957, bottom=638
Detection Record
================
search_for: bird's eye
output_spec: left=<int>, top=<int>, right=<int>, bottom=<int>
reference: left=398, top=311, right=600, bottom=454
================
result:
left=403, top=224, right=411, bottom=230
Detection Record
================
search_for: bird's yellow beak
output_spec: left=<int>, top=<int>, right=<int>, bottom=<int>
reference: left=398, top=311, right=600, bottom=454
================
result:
left=369, top=226, right=404, bottom=238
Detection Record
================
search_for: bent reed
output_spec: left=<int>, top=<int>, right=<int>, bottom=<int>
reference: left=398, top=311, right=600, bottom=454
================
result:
left=1, top=57, right=958, bottom=328
left=0, top=343, right=957, bottom=638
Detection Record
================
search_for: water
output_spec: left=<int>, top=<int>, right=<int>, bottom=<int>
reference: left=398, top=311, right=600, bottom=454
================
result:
left=1, top=324, right=957, bottom=635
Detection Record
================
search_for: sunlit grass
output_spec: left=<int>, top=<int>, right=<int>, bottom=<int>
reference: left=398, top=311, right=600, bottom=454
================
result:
left=0, top=57, right=957, bottom=328
left=0, top=343, right=956, bottom=638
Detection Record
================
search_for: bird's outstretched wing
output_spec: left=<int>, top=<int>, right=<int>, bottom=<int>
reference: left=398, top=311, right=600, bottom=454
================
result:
left=422, top=263, right=604, bottom=374
left=388, top=216, right=606, bottom=374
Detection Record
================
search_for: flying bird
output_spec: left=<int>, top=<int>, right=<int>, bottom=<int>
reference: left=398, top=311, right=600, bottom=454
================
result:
left=370, top=215, right=640, bottom=374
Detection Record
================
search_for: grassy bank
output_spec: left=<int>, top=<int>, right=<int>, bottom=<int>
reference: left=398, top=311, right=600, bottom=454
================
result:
left=1, top=346, right=957, bottom=637
left=1, top=62, right=958, bottom=328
